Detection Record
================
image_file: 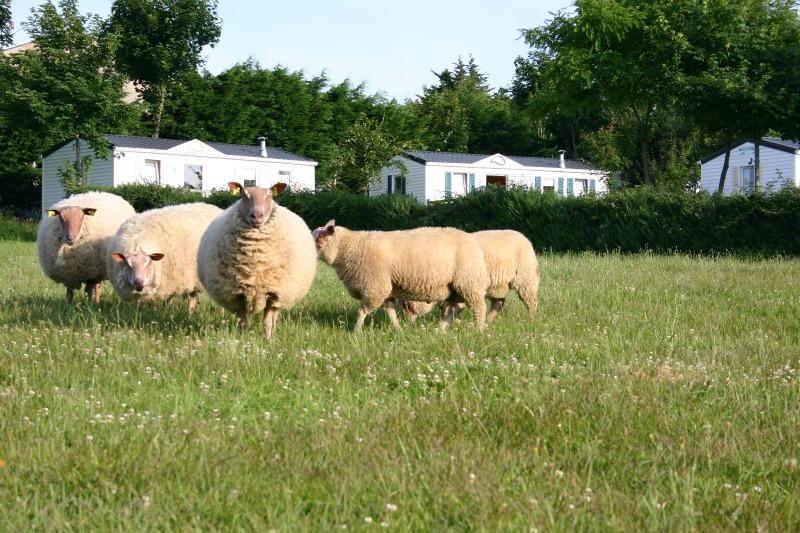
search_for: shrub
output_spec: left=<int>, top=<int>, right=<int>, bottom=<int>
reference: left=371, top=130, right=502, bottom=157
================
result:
left=68, top=183, right=800, bottom=255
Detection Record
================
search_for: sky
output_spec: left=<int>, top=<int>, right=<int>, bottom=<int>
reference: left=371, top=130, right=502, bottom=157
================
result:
left=8, top=0, right=571, bottom=101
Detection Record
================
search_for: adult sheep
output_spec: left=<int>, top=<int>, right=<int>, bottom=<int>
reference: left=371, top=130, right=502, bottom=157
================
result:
left=198, top=182, right=316, bottom=339
left=403, top=229, right=540, bottom=323
left=312, top=220, right=489, bottom=332
left=107, top=203, right=223, bottom=312
left=37, top=192, right=136, bottom=303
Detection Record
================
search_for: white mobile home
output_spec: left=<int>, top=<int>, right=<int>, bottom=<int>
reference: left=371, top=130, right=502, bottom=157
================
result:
left=369, top=150, right=606, bottom=203
left=699, top=137, right=800, bottom=195
left=41, top=134, right=317, bottom=210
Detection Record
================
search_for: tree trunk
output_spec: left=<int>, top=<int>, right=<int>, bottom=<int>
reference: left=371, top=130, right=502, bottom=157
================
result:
left=754, top=139, right=761, bottom=192
left=717, top=139, right=733, bottom=194
left=640, top=138, right=650, bottom=184
left=152, top=84, right=167, bottom=139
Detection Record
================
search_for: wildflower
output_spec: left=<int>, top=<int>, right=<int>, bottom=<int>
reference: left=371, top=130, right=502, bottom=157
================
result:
left=364, top=516, right=373, bottom=524
left=385, top=503, right=398, bottom=512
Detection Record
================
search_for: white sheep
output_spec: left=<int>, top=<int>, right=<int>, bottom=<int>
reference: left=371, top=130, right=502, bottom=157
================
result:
left=197, top=182, right=317, bottom=339
left=37, top=191, right=135, bottom=303
left=312, top=220, right=489, bottom=331
left=403, top=229, right=540, bottom=323
left=107, top=203, right=223, bottom=312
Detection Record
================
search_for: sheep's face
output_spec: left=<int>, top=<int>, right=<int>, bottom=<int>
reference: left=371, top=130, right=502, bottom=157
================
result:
left=229, top=181, right=287, bottom=229
left=47, top=206, right=96, bottom=245
left=312, top=219, right=338, bottom=264
left=110, top=251, right=164, bottom=293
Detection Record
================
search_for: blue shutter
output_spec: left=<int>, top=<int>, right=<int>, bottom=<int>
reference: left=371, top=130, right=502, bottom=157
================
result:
left=567, top=178, right=574, bottom=196
left=387, top=175, right=392, bottom=194
left=468, top=173, right=475, bottom=192
left=589, top=179, right=596, bottom=193
left=534, top=176, right=542, bottom=191
left=557, top=177, right=564, bottom=197
left=401, top=176, right=406, bottom=194
left=444, top=172, right=452, bottom=199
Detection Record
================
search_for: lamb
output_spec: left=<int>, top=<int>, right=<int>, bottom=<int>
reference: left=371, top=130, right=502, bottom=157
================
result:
left=107, top=203, right=223, bottom=312
left=197, top=182, right=317, bottom=339
left=312, top=221, right=489, bottom=331
left=37, top=191, right=136, bottom=303
left=403, top=229, right=540, bottom=323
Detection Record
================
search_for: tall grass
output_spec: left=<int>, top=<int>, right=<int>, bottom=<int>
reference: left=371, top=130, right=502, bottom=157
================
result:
left=0, top=212, right=38, bottom=241
left=0, top=241, right=798, bottom=530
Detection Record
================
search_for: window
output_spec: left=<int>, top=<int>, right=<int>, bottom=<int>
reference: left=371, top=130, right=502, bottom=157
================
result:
left=740, top=165, right=755, bottom=194
left=393, top=175, right=406, bottom=194
left=239, top=168, right=256, bottom=188
left=575, top=178, right=588, bottom=195
left=543, top=185, right=555, bottom=193
left=278, top=170, right=290, bottom=184
left=487, top=175, right=507, bottom=188
left=141, top=160, right=160, bottom=184
left=184, top=164, right=203, bottom=190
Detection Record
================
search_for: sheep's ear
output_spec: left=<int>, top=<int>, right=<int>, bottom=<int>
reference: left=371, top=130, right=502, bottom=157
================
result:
left=47, top=209, right=59, bottom=217
left=149, top=253, right=165, bottom=262
left=271, top=182, right=287, bottom=196
left=82, top=208, right=97, bottom=216
left=110, top=252, right=126, bottom=262
left=228, top=182, right=245, bottom=196
left=325, top=219, right=335, bottom=234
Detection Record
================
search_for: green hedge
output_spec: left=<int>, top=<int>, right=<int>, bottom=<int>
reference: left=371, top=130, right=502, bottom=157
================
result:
left=55, top=184, right=800, bottom=255
left=0, top=212, right=38, bottom=241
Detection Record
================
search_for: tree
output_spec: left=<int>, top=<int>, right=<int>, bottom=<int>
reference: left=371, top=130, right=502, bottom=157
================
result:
left=523, top=0, right=694, bottom=184
left=327, top=115, right=406, bottom=194
left=107, top=0, right=221, bottom=138
left=0, top=0, right=11, bottom=49
left=678, top=0, right=800, bottom=193
left=0, top=0, right=136, bottom=207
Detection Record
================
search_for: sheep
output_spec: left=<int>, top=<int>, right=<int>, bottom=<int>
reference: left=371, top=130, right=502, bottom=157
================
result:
left=197, top=182, right=317, bottom=339
left=37, top=191, right=136, bottom=304
left=312, top=220, right=489, bottom=332
left=402, top=229, right=540, bottom=323
left=107, top=203, right=223, bottom=312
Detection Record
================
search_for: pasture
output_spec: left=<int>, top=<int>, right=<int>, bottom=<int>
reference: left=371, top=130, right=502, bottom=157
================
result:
left=0, top=239, right=798, bottom=530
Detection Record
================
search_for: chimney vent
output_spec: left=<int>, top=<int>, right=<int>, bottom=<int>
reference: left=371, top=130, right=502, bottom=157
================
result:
left=258, top=136, right=268, bottom=158
left=558, top=149, right=566, bottom=169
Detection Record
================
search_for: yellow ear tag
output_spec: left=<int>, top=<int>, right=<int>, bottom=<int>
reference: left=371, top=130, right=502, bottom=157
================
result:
left=47, top=210, right=57, bottom=217
left=232, top=186, right=241, bottom=194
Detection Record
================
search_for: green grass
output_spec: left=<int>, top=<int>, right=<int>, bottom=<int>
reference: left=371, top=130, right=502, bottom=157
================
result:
left=0, top=213, right=38, bottom=241
left=1, top=240, right=798, bottom=530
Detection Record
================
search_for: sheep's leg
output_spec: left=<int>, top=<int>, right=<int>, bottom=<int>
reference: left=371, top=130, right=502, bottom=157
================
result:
left=486, top=299, right=504, bottom=323
left=93, top=282, right=102, bottom=304
left=462, top=293, right=487, bottom=332
left=235, top=310, right=250, bottom=329
left=439, top=305, right=455, bottom=331
left=354, top=299, right=382, bottom=332
left=383, top=301, right=401, bottom=330
left=187, top=293, right=198, bottom=314
left=263, top=307, right=280, bottom=340
left=66, top=287, right=74, bottom=304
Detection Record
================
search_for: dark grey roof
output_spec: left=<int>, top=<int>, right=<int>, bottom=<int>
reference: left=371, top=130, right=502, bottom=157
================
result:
left=42, top=134, right=316, bottom=162
left=402, top=150, right=593, bottom=170
left=106, top=135, right=316, bottom=162
left=699, top=136, right=800, bottom=164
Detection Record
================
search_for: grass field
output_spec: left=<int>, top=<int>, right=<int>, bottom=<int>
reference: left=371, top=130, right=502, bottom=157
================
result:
left=1, top=239, right=799, bottom=530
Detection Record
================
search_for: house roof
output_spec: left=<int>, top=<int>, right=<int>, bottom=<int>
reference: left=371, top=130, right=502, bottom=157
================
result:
left=402, top=150, right=594, bottom=170
left=699, top=137, right=800, bottom=164
left=43, top=134, right=316, bottom=162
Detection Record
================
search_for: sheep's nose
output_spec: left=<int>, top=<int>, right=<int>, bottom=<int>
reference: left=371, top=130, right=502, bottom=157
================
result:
left=250, top=212, right=265, bottom=226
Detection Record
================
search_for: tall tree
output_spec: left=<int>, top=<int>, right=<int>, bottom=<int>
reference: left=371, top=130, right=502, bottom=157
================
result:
left=0, top=0, right=135, bottom=203
left=523, top=0, right=692, bottom=184
left=107, top=0, right=221, bottom=138
left=327, top=115, right=406, bottom=193
left=0, top=0, right=11, bottom=48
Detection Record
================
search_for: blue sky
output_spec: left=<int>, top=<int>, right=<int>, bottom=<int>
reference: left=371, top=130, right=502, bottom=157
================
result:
left=8, top=0, right=571, bottom=100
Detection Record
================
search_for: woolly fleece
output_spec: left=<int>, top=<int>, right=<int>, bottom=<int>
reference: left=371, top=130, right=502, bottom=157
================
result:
left=37, top=192, right=135, bottom=290
left=197, top=202, right=317, bottom=318
left=107, top=203, right=222, bottom=302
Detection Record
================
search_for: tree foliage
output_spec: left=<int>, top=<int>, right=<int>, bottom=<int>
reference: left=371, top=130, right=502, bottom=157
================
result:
left=0, top=0, right=11, bottom=49
left=106, top=0, right=221, bottom=138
